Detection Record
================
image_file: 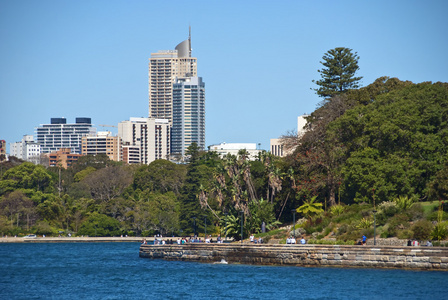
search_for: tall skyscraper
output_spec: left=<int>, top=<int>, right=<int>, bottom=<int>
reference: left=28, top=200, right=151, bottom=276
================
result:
left=148, top=28, right=205, bottom=156
left=149, top=28, right=197, bottom=122
left=172, top=77, right=205, bottom=156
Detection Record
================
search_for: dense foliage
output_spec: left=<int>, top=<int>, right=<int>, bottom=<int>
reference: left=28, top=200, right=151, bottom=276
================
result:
left=1, top=78, right=448, bottom=241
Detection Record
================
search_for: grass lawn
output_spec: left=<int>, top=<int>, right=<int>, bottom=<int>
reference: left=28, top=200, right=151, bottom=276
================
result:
left=419, top=201, right=440, bottom=216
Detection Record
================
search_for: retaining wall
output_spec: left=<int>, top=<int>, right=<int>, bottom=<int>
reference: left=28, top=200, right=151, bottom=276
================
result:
left=139, top=243, right=448, bottom=271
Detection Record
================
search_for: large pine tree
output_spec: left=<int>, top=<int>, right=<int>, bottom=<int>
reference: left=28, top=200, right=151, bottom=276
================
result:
left=312, top=47, right=362, bottom=98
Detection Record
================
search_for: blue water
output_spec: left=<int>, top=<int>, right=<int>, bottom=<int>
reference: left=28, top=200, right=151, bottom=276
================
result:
left=0, top=243, right=447, bottom=299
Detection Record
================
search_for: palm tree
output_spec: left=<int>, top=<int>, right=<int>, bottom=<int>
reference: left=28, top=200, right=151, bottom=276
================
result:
left=296, top=196, right=324, bottom=222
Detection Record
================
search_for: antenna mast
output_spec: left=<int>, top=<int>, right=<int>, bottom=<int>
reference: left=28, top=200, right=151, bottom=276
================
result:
left=188, top=25, right=192, bottom=57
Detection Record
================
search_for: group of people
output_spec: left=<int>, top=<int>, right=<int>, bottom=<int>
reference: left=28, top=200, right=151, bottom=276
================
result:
left=249, top=234, right=263, bottom=244
left=407, top=240, right=433, bottom=247
left=286, top=236, right=306, bottom=244
left=142, top=235, right=228, bottom=245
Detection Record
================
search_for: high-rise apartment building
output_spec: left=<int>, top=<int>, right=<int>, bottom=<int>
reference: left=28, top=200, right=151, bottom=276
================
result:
left=149, top=30, right=197, bottom=122
left=36, top=117, right=96, bottom=154
left=81, top=131, right=122, bottom=162
left=118, top=117, right=170, bottom=164
left=148, top=29, right=205, bottom=157
left=172, top=77, right=205, bottom=156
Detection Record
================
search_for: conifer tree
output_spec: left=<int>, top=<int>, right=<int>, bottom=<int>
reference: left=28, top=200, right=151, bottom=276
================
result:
left=312, top=47, right=362, bottom=98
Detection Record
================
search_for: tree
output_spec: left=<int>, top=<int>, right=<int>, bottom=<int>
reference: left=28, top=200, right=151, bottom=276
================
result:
left=312, top=47, right=362, bottom=98
left=82, top=165, right=133, bottom=203
left=296, top=196, right=324, bottom=222
left=78, top=213, right=121, bottom=237
left=133, top=160, right=186, bottom=195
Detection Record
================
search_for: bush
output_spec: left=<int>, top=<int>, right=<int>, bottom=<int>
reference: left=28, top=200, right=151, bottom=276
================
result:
left=33, top=221, right=57, bottom=236
left=387, top=213, right=410, bottom=237
left=411, top=220, right=433, bottom=240
left=78, top=213, right=121, bottom=237
left=405, top=203, right=424, bottom=221
left=431, top=222, right=448, bottom=241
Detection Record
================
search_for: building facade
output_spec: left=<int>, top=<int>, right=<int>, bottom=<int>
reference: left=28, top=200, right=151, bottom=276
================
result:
left=172, top=77, right=205, bottom=156
left=118, top=117, right=170, bottom=164
left=148, top=30, right=197, bottom=122
left=9, top=135, right=41, bottom=162
left=0, top=140, right=6, bottom=161
left=270, top=114, right=309, bottom=157
left=36, top=117, right=96, bottom=154
left=208, top=142, right=261, bottom=160
left=81, top=131, right=121, bottom=162
left=48, top=148, right=83, bottom=169
left=270, top=138, right=285, bottom=157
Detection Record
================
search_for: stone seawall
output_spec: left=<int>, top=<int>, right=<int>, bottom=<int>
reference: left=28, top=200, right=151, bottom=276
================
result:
left=139, top=243, right=448, bottom=271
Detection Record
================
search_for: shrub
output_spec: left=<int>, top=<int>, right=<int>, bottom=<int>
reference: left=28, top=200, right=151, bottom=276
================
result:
left=393, top=195, right=416, bottom=210
left=356, top=217, right=373, bottom=229
left=330, top=205, right=345, bottom=216
left=397, top=229, right=413, bottom=239
left=405, top=203, right=424, bottom=221
left=431, top=222, right=448, bottom=241
left=411, top=220, right=433, bottom=240
left=386, top=213, right=410, bottom=237
left=378, top=201, right=399, bottom=216
left=78, top=213, right=121, bottom=237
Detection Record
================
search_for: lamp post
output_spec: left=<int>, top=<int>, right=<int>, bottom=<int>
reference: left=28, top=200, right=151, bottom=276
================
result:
left=239, top=211, right=244, bottom=244
left=193, top=217, right=196, bottom=237
left=291, top=209, right=296, bottom=240
left=373, top=210, right=377, bottom=246
left=224, top=212, right=228, bottom=242
left=372, top=188, right=376, bottom=245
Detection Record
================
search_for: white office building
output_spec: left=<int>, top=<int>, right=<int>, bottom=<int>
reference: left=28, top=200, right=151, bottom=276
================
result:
left=36, top=117, right=95, bottom=154
left=208, top=142, right=261, bottom=160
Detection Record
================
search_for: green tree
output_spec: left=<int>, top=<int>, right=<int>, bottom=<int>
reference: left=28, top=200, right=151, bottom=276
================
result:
left=296, top=196, right=324, bottom=221
left=179, top=143, right=213, bottom=234
left=133, top=160, right=186, bottom=195
left=312, top=47, right=362, bottom=98
left=78, top=213, right=121, bottom=237
left=1, top=162, right=53, bottom=194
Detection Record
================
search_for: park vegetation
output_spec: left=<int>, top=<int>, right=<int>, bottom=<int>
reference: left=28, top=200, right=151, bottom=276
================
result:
left=1, top=48, right=448, bottom=243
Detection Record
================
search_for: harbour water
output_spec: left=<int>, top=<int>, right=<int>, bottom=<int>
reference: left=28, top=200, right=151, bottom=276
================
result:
left=1, top=242, right=447, bottom=299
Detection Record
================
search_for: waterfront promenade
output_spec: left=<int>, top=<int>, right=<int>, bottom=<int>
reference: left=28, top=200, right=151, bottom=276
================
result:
left=140, top=243, right=448, bottom=271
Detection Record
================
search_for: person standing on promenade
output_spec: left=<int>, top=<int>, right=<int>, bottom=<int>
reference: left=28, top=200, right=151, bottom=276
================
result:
left=362, top=235, right=367, bottom=246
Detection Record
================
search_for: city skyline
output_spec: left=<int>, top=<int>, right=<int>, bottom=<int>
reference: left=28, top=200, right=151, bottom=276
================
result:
left=1, top=1, right=448, bottom=153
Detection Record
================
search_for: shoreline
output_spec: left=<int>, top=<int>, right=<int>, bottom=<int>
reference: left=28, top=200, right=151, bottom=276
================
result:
left=0, top=236, right=146, bottom=243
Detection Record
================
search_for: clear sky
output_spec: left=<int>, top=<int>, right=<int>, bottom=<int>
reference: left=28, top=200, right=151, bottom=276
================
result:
left=1, top=0, right=447, bottom=152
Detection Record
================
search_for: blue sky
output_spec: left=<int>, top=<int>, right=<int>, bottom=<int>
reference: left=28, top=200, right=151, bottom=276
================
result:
left=1, top=0, right=447, bottom=152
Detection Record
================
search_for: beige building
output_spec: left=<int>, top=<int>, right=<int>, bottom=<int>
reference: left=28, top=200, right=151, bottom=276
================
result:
left=118, top=117, right=170, bottom=164
left=270, top=114, right=309, bottom=157
left=122, top=145, right=140, bottom=164
left=149, top=29, right=197, bottom=122
left=270, top=138, right=285, bottom=157
left=81, top=131, right=121, bottom=162
left=48, top=148, right=82, bottom=169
